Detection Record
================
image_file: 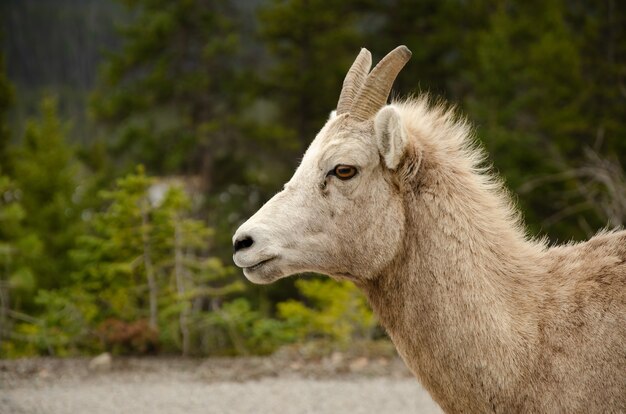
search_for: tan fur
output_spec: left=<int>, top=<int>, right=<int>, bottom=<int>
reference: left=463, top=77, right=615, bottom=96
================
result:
left=363, top=97, right=626, bottom=413
left=233, top=95, right=626, bottom=413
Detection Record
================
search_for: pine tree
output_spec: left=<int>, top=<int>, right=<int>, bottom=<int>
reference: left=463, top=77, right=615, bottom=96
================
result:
left=91, top=0, right=242, bottom=190
left=363, top=0, right=492, bottom=99
left=464, top=0, right=616, bottom=239
left=154, top=185, right=242, bottom=355
left=10, top=97, right=82, bottom=291
left=568, top=0, right=626, bottom=157
left=72, top=166, right=158, bottom=330
left=258, top=0, right=367, bottom=149
left=70, top=168, right=240, bottom=355
left=0, top=175, right=41, bottom=354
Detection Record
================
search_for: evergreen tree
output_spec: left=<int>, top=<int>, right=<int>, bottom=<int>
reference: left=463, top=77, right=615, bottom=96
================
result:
left=0, top=175, right=40, bottom=354
left=464, top=0, right=626, bottom=240
left=72, top=166, right=159, bottom=330
left=10, top=97, right=82, bottom=291
left=258, top=0, right=367, bottom=149
left=153, top=185, right=242, bottom=355
left=567, top=0, right=626, bottom=157
left=70, top=167, right=239, bottom=355
left=91, top=0, right=243, bottom=190
left=364, top=0, right=492, bottom=98
left=91, top=0, right=276, bottom=265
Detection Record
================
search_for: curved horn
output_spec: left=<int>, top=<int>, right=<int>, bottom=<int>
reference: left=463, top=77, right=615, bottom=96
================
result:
left=351, top=45, right=412, bottom=121
left=336, top=48, right=372, bottom=115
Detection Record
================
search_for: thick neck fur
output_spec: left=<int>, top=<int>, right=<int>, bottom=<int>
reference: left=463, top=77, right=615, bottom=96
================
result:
left=361, top=100, right=548, bottom=413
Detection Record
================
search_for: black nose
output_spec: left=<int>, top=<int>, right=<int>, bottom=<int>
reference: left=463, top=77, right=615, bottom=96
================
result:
left=234, top=235, right=254, bottom=253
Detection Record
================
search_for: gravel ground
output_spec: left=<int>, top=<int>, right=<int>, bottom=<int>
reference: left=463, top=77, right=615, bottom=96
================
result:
left=0, top=354, right=443, bottom=414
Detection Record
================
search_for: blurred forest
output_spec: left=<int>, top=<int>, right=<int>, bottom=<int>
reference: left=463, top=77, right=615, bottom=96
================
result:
left=0, top=0, right=624, bottom=357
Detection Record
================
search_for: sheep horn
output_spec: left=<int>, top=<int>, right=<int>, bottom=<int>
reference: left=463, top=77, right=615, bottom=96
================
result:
left=336, top=48, right=372, bottom=115
left=350, top=45, right=412, bottom=121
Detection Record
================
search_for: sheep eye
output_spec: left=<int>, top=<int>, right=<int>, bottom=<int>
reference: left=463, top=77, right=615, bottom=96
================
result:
left=331, top=165, right=358, bottom=180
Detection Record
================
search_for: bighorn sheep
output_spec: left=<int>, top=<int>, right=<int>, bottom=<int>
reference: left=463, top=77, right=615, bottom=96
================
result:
left=232, top=46, right=626, bottom=413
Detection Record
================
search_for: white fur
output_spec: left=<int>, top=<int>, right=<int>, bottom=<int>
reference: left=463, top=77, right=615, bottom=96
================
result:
left=374, top=106, right=407, bottom=169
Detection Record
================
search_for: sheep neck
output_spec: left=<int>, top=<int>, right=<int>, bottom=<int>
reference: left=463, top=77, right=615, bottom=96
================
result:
left=362, top=164, right=544, bottom=413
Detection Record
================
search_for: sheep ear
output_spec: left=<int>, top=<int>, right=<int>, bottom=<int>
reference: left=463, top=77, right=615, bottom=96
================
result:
left=374, top=106, right=407, bottom=169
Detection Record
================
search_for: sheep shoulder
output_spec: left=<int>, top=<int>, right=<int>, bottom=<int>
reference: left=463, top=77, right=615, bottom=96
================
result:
left=530, top=229, right=626, bottom=412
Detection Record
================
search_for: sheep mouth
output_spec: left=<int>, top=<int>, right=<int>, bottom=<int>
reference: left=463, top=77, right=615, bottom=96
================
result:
left=245, top=257, right=277, bottom=272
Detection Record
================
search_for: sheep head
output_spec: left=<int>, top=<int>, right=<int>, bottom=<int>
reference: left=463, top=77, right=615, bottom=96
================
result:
left=233, top=46, right=412, bottom=284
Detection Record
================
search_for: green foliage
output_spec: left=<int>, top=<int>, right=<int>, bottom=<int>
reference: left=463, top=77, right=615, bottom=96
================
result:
left=185, top=278, right=377, bottom=356
left=68, top=167, right=244, bottom=355
left=90, top=0, right=290, bottom=267
left=1, top=287, right=98, bottom=358
left=0, top=174, right=40, bottom=352
left=0, top=97, right=85, bottom=357
left=91, top=0, right=242, bottom=180
left=188, top=279, right=376, bottom=356
left=10, top=97, right=83, bottom=291
left=71, top=166, right=154, bottom=322
left=258, top=0, right=367, bottom=147
left=462, top=0, right=626, bottom=240
left=199, top=297, right=293, bottom=355
left=277, top=279, right=375, bottom=345
left=153, top=185, right=245, bottom=355
left=0, top=175, right=40, bottom=297
left=364, top=0, right=487, bottom=98
left=33, top=288, right=99, bottom=355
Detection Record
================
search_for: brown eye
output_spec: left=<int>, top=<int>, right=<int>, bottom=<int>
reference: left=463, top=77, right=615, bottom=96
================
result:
left=332, top=165, right=358, bottom=180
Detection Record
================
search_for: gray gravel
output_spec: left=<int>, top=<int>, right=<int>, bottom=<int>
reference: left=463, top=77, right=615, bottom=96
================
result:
left=2, top=376, right=442, bottom=414
left=0, top=356, right=443, bottom=414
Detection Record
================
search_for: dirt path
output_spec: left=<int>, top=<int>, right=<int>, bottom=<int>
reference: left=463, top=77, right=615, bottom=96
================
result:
left=0, top=356, right=442, bottom=414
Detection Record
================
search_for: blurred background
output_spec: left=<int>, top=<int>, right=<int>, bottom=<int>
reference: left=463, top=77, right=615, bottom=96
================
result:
left=0, top=0, right=625, bottom=359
